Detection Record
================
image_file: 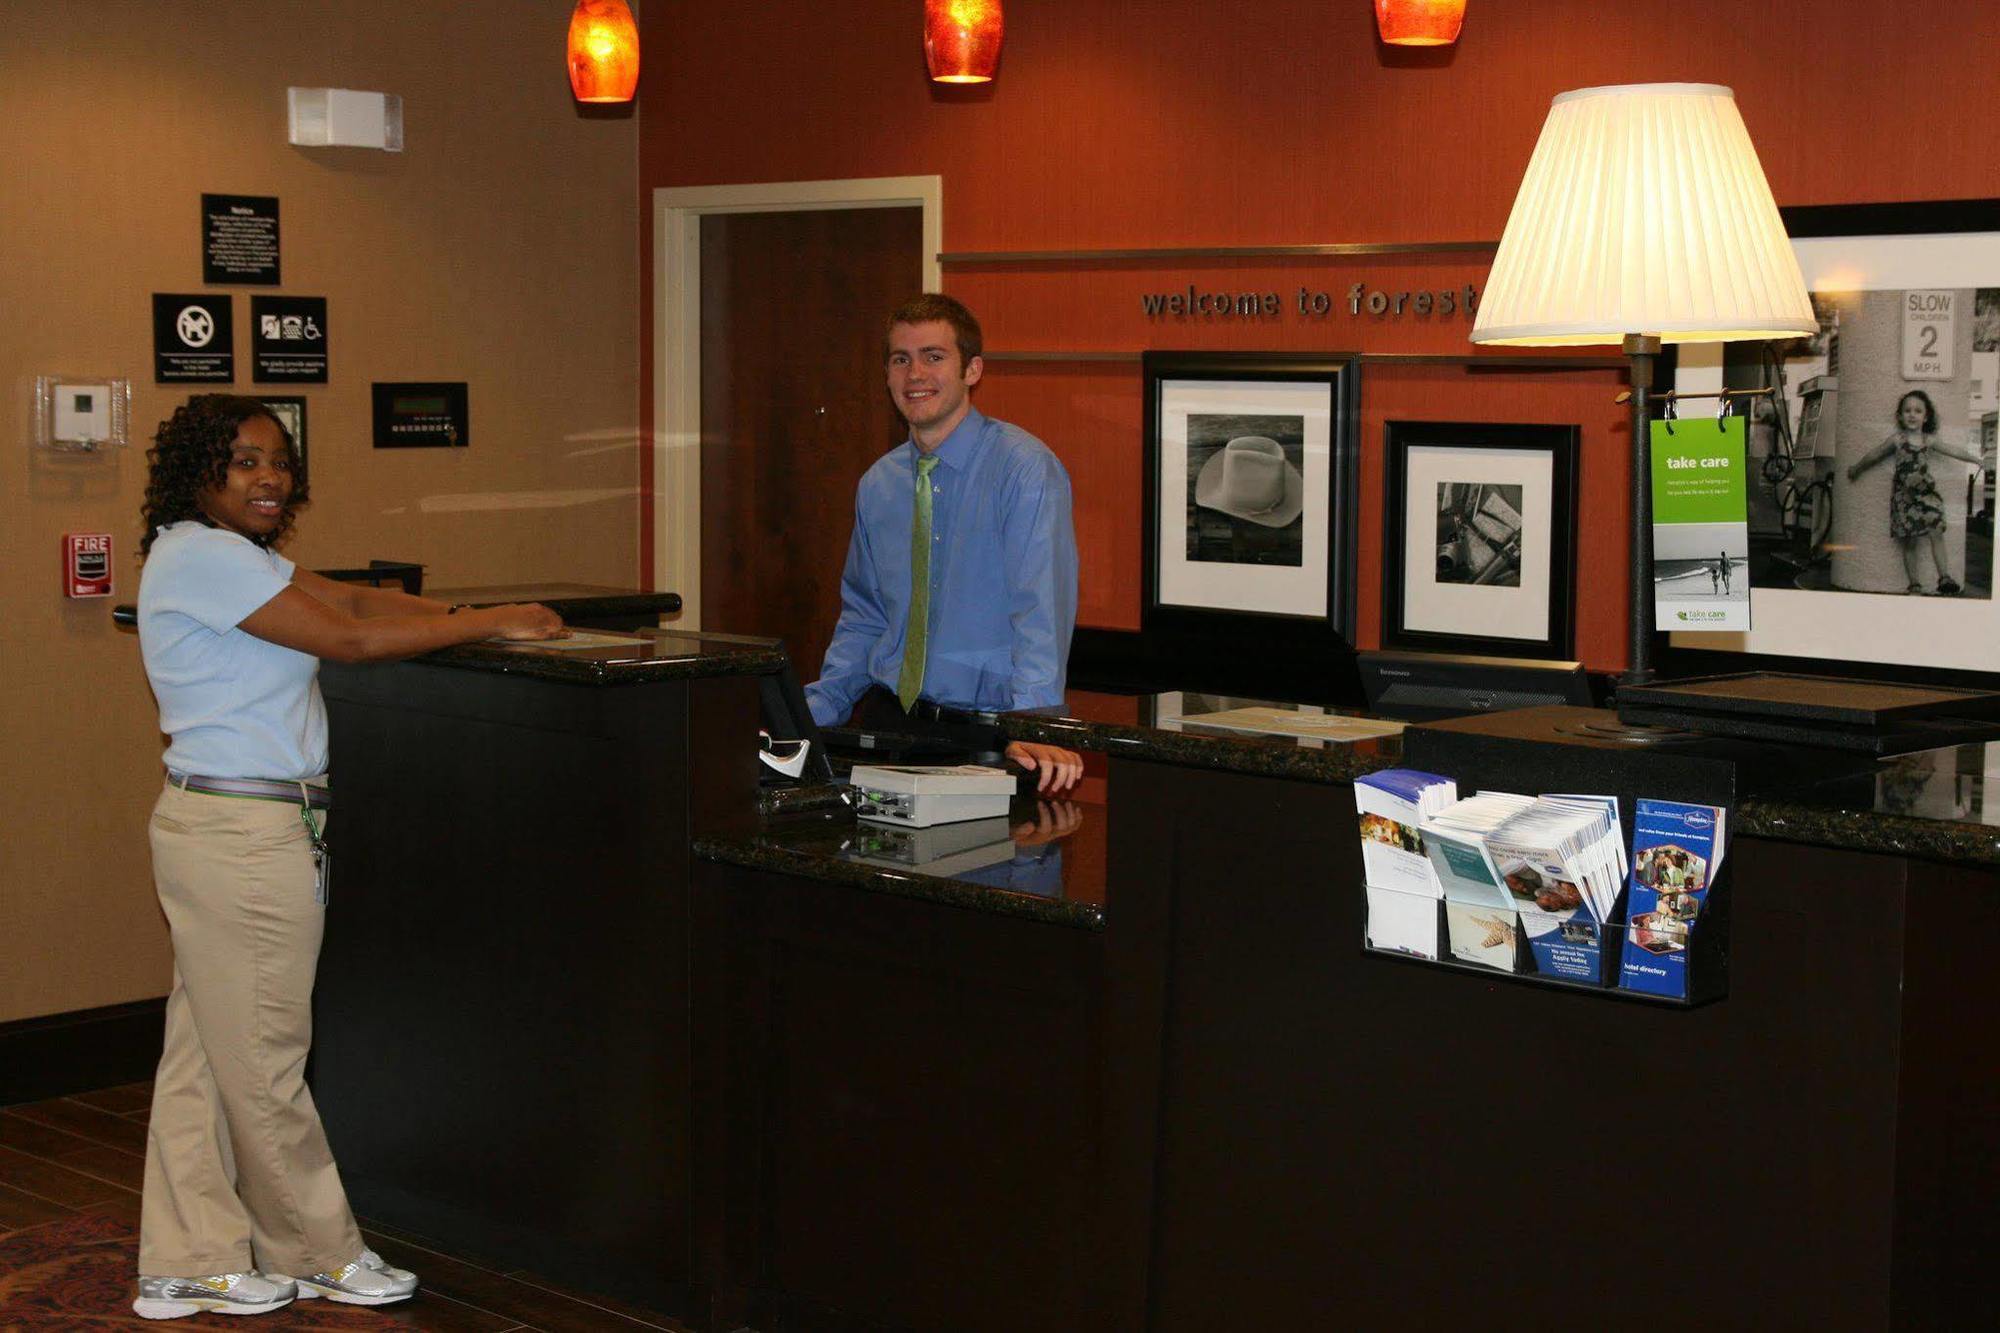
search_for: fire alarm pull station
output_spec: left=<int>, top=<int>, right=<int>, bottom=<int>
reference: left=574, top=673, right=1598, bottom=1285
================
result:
left=65, top=533, right=113, bottom=598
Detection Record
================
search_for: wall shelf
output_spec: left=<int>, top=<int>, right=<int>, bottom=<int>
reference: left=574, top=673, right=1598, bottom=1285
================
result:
left=939, top=239, right=1498, bottom=266
left=981, top=350, right=1625, bottom=369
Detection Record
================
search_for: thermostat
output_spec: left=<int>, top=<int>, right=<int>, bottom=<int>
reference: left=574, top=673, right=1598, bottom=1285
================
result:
left=34, top=376, right=132, bottom=451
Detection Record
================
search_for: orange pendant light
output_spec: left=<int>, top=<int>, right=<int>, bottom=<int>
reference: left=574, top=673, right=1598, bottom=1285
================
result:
left=1374, top=0, right=1467, bottom=47
left=925, top=0, right=1004, bottom=84
left=567, top=0, right=640, bottom=103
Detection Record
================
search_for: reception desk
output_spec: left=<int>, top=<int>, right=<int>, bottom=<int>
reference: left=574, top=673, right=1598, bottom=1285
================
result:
left=310, top=643, right=1999, bottom=1331
left=313, top=628, right=772, bottom=1312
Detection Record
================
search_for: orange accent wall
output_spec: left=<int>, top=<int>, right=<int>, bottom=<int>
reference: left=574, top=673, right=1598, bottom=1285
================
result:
left=638, top=0, right=2000, bottom=670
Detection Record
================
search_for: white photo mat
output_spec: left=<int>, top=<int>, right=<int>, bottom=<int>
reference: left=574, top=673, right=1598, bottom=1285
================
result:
left=1676, top=229, right=2000, bottom=672
left=1399, top=443, right=1554, bottom=643
left=1155, top=378, right=1332, bottom=618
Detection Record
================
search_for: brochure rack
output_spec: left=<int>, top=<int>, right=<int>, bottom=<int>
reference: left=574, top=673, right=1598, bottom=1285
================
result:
left=1380, top=704, right=1779, bottom=1007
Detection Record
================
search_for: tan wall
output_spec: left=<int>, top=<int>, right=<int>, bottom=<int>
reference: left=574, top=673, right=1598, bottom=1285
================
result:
left=0, top=2, right=640, bottom=1022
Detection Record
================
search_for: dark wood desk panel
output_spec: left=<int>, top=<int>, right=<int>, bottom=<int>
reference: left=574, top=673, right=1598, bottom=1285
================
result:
left=315, top=657, right=759, bottom=1316
left=1114, top=752, right=1987, bottom=1331
left=693, top=861, right=1106, bottom=1333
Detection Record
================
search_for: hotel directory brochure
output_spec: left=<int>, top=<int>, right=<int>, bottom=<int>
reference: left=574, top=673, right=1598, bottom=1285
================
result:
left=1620, top=799, right=1727, bottom=1000
left=1352, top=769, right=1458, bottom=959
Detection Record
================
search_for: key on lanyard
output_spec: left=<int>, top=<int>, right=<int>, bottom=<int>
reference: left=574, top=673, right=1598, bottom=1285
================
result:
left=299, top=791, right=330, bottom=908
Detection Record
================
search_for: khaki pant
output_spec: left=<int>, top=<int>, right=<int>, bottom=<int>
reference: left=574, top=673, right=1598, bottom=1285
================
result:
left=139, top=781, right=362, bottom=1277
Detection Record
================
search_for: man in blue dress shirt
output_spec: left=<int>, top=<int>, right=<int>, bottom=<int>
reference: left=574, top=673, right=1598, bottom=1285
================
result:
left=806, top=293, right=1083, bottom=792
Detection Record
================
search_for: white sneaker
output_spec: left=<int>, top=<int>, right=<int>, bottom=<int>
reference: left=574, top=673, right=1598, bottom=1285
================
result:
left=292, top=1255, right=419, bottom=1305
left=359, top=1245, right=418, bottom=1285
left=133, top=1271, right=297, bottom=1319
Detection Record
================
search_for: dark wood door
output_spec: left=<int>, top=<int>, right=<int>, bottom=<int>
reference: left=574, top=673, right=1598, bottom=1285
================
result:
left=700, top=207, right=921, bottom=683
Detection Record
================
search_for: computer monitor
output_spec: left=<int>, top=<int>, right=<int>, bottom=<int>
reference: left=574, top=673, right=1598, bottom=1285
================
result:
left=1357, top=650, right=1595, bottom=721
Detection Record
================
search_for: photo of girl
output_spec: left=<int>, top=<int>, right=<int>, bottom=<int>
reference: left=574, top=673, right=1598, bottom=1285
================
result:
left=1845, top=389, right=1987, bottom=595
left=1738, top=286, right=1994, bottom=602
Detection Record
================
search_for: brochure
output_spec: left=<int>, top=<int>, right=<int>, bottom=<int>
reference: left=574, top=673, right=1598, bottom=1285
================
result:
left=1444, top=900, right=1520, bottom=971
left=1421, top=793, right=1533, bottom=970
left=1420, top=792, right=1533, bottom=910
left=1354, top=769, right=1458, bottom=897
left=1485, top=795, right=1624, bottom=985
left=1650, top=416, right=1751, bottom=632
left=1356, top=769, right=1459, bottom=961
left=1366, top=884, right=1443, bottom=961
left=1419, top=791, right=1626, bottom=982
left=1619, top=798, right=1728, bottom=1000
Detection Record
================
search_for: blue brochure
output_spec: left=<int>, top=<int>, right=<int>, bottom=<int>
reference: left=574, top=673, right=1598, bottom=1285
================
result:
left=1619, top=799, right=1727, bottom=999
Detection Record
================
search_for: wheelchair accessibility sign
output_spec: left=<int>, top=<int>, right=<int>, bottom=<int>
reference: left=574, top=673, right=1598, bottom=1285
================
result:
left=251, top=295, right=328, bottom=383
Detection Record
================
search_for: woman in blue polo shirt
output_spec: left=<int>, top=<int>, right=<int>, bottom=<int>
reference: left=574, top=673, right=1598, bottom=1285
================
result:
left=132, top=394, right=562, bottom=1320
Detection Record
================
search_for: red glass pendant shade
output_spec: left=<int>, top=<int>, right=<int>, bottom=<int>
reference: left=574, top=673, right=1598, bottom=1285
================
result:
left=568, top=0, right=640, bottom=103
left=925, top=0, right=1004, bottom=84
left=1374, top=0, right=1467, bottom=47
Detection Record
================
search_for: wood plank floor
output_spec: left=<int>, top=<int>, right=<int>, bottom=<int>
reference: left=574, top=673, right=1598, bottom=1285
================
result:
left=0, top=1084, right=727, bottom=1331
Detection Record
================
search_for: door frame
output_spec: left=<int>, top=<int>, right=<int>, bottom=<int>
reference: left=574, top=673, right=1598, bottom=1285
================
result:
left=651, top=176, right=942, bottom=628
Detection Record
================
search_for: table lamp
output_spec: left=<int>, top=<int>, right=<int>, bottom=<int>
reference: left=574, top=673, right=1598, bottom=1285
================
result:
left=1470, top=83, right=1815, bottom=686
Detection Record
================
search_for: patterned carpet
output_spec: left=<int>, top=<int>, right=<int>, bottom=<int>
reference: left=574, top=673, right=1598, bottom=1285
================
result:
left=0, top=1211, right=448, bottom=1329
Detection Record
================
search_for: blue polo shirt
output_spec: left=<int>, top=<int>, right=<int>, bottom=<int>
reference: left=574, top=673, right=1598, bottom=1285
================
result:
left=138, top=522, right=327, bottom=780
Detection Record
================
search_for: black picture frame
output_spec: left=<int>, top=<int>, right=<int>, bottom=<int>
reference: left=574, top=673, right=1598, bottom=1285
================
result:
left=1381, top=420, right=1580, bottom=660
left=1141, top=351, right=1360, bottom=638
left=1663, top=197, right=2000, bottom=688
left=258, top=395, right=307, bottom=476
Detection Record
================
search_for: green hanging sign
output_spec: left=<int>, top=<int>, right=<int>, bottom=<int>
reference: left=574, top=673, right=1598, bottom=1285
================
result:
left=1650, top=415, right=1751, bottom=631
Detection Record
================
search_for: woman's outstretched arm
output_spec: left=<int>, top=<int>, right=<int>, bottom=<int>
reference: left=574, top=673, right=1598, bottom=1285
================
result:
left=239, top=584, right=563, bottom=663
left=289, top=567, right=452, bottom=620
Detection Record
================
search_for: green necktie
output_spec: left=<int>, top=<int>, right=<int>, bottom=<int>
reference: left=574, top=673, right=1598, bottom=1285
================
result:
left=897, top=454, right=940, bottom=711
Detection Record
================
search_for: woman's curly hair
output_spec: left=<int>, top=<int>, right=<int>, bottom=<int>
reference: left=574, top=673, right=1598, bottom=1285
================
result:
left=140, top=395, right=308, bottom=556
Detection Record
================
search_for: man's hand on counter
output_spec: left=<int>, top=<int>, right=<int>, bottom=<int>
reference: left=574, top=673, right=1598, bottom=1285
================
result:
left=1011, top=799, right=1082, bottom=847
left=1004, top=740, right=1084, bottom=794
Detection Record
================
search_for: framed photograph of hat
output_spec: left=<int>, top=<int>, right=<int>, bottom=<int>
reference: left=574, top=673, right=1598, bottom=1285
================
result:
left=1382, top=421, right=1580, bottom=659
left=1142, top=352, right=1360, bottom=646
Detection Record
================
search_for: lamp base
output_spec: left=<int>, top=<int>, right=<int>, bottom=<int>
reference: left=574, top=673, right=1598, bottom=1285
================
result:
left=1554, top=717, right=1700, bottom=745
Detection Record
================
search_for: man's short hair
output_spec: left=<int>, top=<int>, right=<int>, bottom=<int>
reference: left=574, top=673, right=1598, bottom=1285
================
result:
left=887, top=293, right=983, bottom=364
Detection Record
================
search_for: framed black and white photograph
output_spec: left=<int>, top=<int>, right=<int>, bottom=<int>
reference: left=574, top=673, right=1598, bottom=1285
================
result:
left=1142, top=352, right=1359, bottom=634
left=259, top=395, right=307, bottom=474
left=1705, top=199, right=2000, bottom=676
left=1382, top=421, right=1580, bottom=659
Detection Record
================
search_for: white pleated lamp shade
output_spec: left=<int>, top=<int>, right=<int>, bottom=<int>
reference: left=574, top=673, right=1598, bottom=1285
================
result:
left=1471, top=83, right=1815, bottom=346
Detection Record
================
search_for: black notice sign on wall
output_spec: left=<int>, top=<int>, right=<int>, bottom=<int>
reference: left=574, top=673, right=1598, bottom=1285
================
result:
left=251, top=296, right=327, bottom=383
left=153, top=294, right=234, bottom=382
left=202, top=194, right=280, bottom=285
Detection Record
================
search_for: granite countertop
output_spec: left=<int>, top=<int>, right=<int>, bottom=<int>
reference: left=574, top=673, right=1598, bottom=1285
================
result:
left=426, top=626, right=789, bottom=684
left=1001, top=690, right=1405, bottom=784
left=1003, top=691, right=2000, bottom=871
left=427, top=582, right=682, bottom=620
left=712, top=703, right=2000, bottom=928
left=697, top=793, right=1107, bottom=931
left=757, top=781, right=855, bottom=819
left=1736, top=741, right=2000, bottom=869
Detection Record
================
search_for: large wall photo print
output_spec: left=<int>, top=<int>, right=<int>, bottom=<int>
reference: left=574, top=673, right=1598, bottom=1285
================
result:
left=1710, top=200, right=2000, bottom=674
